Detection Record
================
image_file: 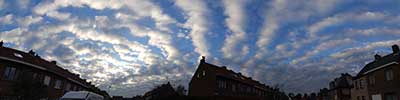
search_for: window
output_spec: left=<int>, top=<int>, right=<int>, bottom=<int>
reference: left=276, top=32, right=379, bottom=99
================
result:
left=14, top=53, right=23, bottom=58
left=362, top=96, right=365, bottom=100
left=217, top=80, right=223, bottom=88
left=232, top=84, right=236, bottom=92
left=219, top=80, right=225, bottom=89
left=372, top=94, right=382, bottom=100
left=197, top=70, right=206, bottom=78
left=359, top=79, right=364, bottom=89
left=385, top=70, right=394, bottom=81
left=73, top=86, right=77, bottom=91
left=54, top=79, right=62, bottom=89
left=369, top=75, right=376, bottom=85
left=3, top=67, right=18, bottom=80
left=32, top=73, right=38, bottom=80
left=44, top=76, right=51, bottom=86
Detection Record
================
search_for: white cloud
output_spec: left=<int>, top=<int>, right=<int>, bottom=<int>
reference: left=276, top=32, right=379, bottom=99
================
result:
left=122, top=0, right=176, bottom=31
left=0, top=0, right=4, bottom=10
left=0, top=28, right=27, bottom=46
left=330, top=39, right=400, bottom=59
left=18, top=0, right=30, bottom=9
left=33, top=0, right=123, bottom=21
left=17, top=16, right=43, bottom=27
left=308, top=16, right=341, bottom=37
left=0, top=14, right=13, bottom=24
left=343, top=27, right=400, bottom=37
left=47, top=11, right=71, bottom=20
left=221, top=0, right=249, bottom=60
left=308, top=11, right=389, bottom=37
left=175, top=0, right=211, bottom=56
left=247, top=0, right=282, bottom=67
left=292, top=38, right=354, bottom=64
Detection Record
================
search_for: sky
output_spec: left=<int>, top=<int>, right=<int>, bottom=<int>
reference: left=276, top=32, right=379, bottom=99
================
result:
left=1, top=0, right=400, bottom=97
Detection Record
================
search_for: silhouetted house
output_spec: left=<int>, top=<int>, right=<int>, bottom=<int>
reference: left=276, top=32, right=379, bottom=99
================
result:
left=188, top=56, right=272, bottom=98
left=143, top=82, right=178, bottom=100
left=328, top=73, right=353, bottom=100
left=351, top=45, right=400, bottom=100
left=0, top=42, right=107, bottom=99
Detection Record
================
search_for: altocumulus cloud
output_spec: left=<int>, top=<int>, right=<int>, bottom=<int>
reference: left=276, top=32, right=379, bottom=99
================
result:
left=1, top=0, right=400, bottom=97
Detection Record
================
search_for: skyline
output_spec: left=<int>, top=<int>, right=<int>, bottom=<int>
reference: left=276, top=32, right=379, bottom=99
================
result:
left=1, top=0, right=400, bottom=97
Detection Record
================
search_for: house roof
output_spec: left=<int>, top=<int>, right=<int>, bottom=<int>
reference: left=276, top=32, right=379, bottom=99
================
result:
left=143, top=82, right=177, bottom=96
left=200, top=60, right=272, bottom=91
left=0, top=45, right=97, bottom=90
left=356, top=45, right=400, bottom=78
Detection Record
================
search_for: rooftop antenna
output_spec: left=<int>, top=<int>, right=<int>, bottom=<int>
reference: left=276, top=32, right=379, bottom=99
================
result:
left=166, top=75, right=170, bottom=84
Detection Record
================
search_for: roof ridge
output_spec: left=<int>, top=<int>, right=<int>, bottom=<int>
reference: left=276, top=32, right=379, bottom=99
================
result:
left=203, top=61, right=271, bottom=89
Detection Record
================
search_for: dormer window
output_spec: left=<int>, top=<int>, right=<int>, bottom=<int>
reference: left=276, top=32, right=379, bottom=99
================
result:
left=14, top=53, right=23, bottom=58
left=197, top=70, right=206, bottom=78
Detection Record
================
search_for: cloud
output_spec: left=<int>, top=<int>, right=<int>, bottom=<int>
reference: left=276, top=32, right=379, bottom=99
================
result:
left=0, top=14, right=13, bottom=24
left=18, top=0, right=30, bottom=9
left=175, top=0, right=211, bottom=56
left=17, top=16, right=43, bottom=27
left=292, top=38, right=354, bottom=64
left=308, top=16, right=342, bottom=37
left=308, top=11, right=390, bottom=37
left=33, top=0, right=123, bottom=20
left=221, top=0, right=249, bottom=60
left=330, top=39, right=400, bottom=59
left=2, top=0, right=400, bottom=97
left=345, top=27, right=400, bottom=36
left=0, top=0, right=4, bottom=10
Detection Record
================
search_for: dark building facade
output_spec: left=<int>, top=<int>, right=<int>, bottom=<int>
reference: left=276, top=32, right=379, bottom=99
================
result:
left=352, top=45, right=400, bottom=100
left=328, top=73, right=353, bottom=100
left=143, top=82, right=178, bottom=100
left=188, top=57, right=272, bottom=98
left=0, top=41, right=108, bottom=99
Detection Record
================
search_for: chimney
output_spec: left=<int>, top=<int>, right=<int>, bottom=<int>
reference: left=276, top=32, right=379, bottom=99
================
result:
left=0, top=40, right=3, bottom=47
left=51, top=61, right=57, bottom=65
left=200, top=56, right=205, bottom=63
left=392, top=45, right=399, bottom=53
left=374, top=54, right=382, bottom=60
left=28, top=50, right=35, bottom=55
